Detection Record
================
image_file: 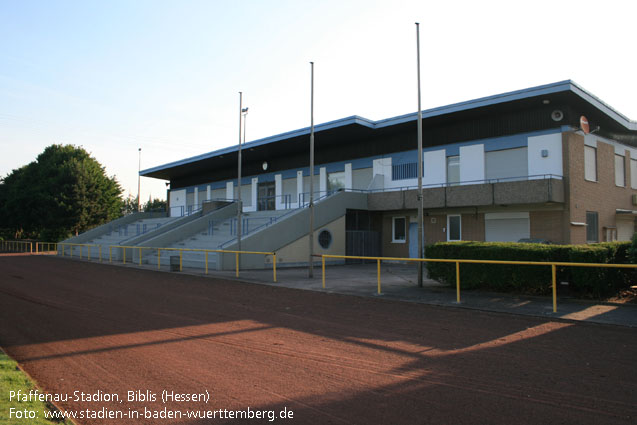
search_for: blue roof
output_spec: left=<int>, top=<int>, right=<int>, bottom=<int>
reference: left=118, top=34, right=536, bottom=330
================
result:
left=141, top=80, right=636, bottom=176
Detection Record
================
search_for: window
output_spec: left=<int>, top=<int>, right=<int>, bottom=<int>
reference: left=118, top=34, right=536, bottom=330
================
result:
left=392, top=217, right=406, bottom=243
left=584, top=146, right=597, bottom=182
left=392, top=163, right=417, bottom=181
left=485, top=147, right=528, bottom=180
left=447, top=156, right=460, bottom=185
left=447, top=215, right=461, bottom=241
left=615, top=154, right=626, bottom=187
left=586, top=211, right=599, bottom=243
left=632, top=159, right=637, bottom=189
left=328, top=171, right=345, bottom=191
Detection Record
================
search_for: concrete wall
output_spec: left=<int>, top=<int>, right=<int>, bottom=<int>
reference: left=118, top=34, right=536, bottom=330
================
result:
left=271, top=216, right=346, bottom=266
left=367, top=179, right=563, bottom=211
left=220, top=191, right=367, bottom=269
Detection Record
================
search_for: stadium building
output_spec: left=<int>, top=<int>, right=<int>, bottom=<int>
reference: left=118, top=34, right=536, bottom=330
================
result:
left=69, top=81, right=637, bottom=269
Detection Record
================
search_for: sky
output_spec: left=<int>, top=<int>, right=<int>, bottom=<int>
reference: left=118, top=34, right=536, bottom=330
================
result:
left=1, top=0, right=636, bottom=202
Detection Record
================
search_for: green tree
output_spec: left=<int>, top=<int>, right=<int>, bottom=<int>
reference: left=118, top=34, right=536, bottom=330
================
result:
left=0, top=144, right=123, bottom=241
left=143, top=197, right=167, bottom=212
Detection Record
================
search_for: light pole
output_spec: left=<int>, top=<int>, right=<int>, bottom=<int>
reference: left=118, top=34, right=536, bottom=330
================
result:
left=308, top=61, right=315, bottom=278
left=138, top=148, right=142, bottom=212
left=237, top=93, right=244, bottom=262
left=416, top=23, right=424, bottom=287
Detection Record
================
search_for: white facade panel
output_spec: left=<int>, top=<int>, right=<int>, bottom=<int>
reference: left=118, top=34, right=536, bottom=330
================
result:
left=169, top=189, right=186, bottom=217
left=424, top=149, right=446, bottom=186
left=344, top=163, right=353, bottom=190
left=528, top=133, right=563, bottom=178
left=459, top=144, right=485, bottom=184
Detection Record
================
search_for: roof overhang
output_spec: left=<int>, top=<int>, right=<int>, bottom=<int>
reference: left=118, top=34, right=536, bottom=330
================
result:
left=141, top=80, right=637, bottom=182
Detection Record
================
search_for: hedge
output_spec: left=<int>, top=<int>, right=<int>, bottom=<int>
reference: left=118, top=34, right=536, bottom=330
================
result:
left=424, top=241, right=634, bottom=299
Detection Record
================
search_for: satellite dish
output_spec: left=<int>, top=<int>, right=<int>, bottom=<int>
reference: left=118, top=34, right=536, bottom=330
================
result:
left=580, top=116, right=590, bottom=134
left=551, top=110, right=564, bottom=122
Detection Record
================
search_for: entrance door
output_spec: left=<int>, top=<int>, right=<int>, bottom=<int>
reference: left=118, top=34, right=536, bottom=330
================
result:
left=258, top=182, right=275, bottom=211
left=409, top=222, right=418, bottom=258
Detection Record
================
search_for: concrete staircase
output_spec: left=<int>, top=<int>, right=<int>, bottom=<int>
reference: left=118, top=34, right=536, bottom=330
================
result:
left=143, top=210, right=289, bottom=270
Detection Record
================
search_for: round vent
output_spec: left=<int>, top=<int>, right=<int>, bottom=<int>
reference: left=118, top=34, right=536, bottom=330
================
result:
left=551, top=110, right=564, bottom=122
left=318, top=230, right=332, bottom=249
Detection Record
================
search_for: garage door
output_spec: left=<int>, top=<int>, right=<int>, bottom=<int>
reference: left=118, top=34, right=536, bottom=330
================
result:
left=485, top=212, right=530, bottom=242
left=616, top=218, right=635, bottom=241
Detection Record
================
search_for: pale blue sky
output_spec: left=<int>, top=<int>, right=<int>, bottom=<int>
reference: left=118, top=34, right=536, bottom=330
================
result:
left=1, top=0, right=636, bottom=201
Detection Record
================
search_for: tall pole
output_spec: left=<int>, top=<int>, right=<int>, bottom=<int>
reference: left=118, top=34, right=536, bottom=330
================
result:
left=138, top=148, right=142, bottom=212
left=308, top=62, right=315, bottom=278
left=237, top=92, right=243, bottom=262
left=416, top=23, right=424, bottom=287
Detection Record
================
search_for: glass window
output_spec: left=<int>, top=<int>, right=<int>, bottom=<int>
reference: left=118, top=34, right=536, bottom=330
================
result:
left=447, top=215, right=461, bottom=241
left=447, top=156, right=460, bottom=185
left=328, top=171, right=345, bottom=191
left=631, top=159, right=637, bottom=189
left=615, top=155, right=625, bottom=187
left=392, top=217, right=406, bottom=243
left=584, top=146, right=597, bottom=182
left=586, top=211, right=599, bottom=243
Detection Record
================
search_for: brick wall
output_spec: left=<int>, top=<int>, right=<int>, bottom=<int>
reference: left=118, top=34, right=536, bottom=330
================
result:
left=563, top=133, right=636, bottom=244
left=530, top=210, right=565, bottom=243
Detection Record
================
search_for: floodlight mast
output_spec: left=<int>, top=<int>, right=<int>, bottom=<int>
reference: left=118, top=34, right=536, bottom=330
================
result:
left=237, top=92, right=243, bottom=266
left=138, top=148, right=142, bottom=212
left=308, top=61, right=315, bottom=278
left=416, top=22, right=424, bottom=287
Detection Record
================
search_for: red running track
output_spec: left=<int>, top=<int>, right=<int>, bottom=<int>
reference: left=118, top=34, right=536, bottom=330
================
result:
left=1, top=255, right=636, bottom=424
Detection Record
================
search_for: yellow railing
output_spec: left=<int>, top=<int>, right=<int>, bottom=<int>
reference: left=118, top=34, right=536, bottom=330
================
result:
left=321, top=254, right=637, bottom=313
left=36, top=242, right=58, bottom=254
left=1, top=240, right=33, bottom=253
left=108, top=245, right=277, bottom=283
left=58, top=243, right=102, bottom=261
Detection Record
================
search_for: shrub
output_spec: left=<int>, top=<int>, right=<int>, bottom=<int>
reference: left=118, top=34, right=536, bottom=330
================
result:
left=424, top=241, right=633, bottom=299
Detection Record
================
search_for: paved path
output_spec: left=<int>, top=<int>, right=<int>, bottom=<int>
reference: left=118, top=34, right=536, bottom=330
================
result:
left=1, top=256, right=636, bottom=424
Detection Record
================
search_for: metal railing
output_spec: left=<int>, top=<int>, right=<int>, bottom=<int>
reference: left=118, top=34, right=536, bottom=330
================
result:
left=36, top=242, right=58, bottom=253
left=1, top=240, right=33, bottom=253
left=58, top=243, right=102, bottom=261
left=108, top=245, right=277, bottom=282
left=362, top=173, right=565, bottom=193
left=320, top=254, right=637, bottom=313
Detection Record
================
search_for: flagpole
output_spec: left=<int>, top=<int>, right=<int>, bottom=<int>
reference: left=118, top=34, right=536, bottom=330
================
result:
left=237, top=92, right=243, bottom=265
left=416, top=23, right=424, bottom=287
left=309, top=61, right=315, bottom=278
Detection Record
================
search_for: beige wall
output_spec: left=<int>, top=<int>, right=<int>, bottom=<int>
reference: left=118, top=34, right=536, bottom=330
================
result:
left=382, top=213, right=410, bottom=257
left=269, top=216, right=345, bottom=265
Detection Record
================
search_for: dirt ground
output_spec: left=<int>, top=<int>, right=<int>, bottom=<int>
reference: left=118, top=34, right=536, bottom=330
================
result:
left=1, top=255, right=636, bottom=424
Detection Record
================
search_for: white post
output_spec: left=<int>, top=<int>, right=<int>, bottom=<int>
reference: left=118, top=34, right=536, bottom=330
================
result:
left=345, top=163, right=353, bottom=190
left=296, top=171, right=304, bottom=207
left=319, top=167, right=327, bottom=197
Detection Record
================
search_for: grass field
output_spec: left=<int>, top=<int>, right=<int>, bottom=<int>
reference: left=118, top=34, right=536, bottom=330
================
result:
left=0, top=351, right=69, bottom=425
